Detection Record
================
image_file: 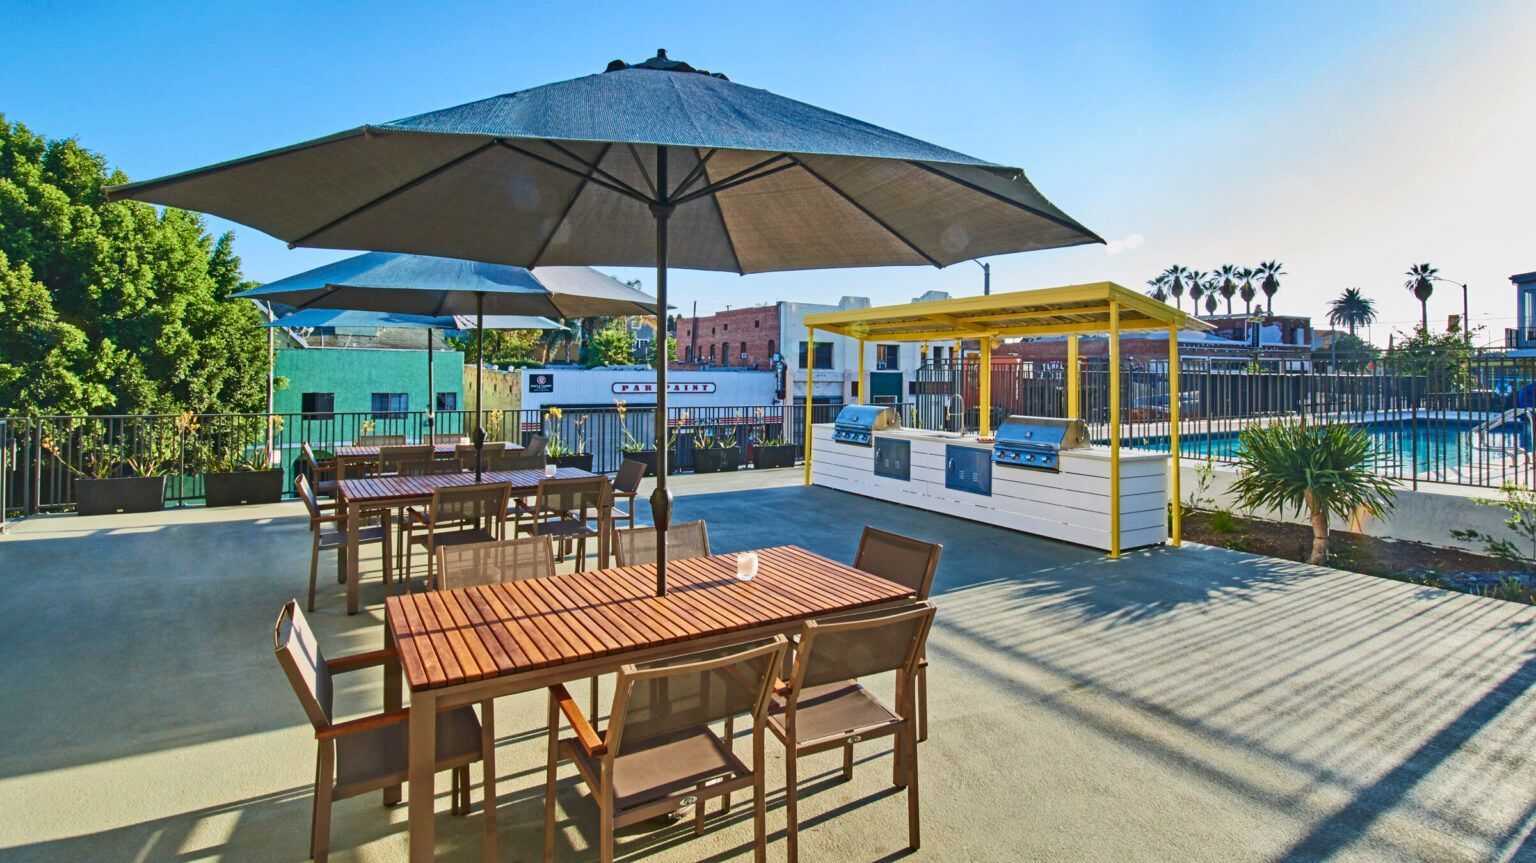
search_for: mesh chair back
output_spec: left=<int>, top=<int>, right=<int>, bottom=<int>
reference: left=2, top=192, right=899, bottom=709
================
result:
left=853, top=527, right=942, bottom=600
left=431, top=482, right=511, bottom=532
left=613, top=637, right=786, bottom=751
left=431, top=434, right=467, bottom=444
left=273, top=600, right=333, bottom=730
left=302, top=442, right=325, bottom=473
left=523, top=435, right=548, bottom=457
left=437, top=536, right=555, bottom=589
left=614, top=521, right=710, bottom=566
left=483, top=449, right=543, bottom=472
left=356, top=434, right=407, bottom=446
left=614, top=459, right=646, bottom=494
left=335, top=454, right=380, bottom=480
left=455, top=442, right=507, bottom=461
left=796, top=603, right=936, bottom=690
left=381, top=444, right=432, bottom=472
left=428, top=458, right=465, bottom=475
left=295, top=474, right=323, bottom=521
left=535, top=476, right=606, bottom=520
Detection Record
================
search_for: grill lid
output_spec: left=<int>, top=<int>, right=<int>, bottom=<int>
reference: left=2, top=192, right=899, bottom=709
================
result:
left=993, top=415, right=1088, bottom=450
left=833, top=404, right=900, bottom=430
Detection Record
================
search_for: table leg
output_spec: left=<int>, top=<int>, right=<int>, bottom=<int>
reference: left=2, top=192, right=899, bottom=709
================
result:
left=384, top=625, right=402, bottom=806
left=346, top=497, right=361, bottom=615
left=408, top=687, right=437, bottom=862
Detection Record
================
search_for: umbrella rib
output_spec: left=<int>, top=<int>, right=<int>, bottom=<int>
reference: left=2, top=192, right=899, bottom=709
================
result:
left=286, top=141, right=497, bottom=248
left=531, top=143, right=613, bottom=267
left=625, top=144, right=657, bottom=198
left=671, top=148, right=718, bottom=200
left=496, top=141, right=651, bottom=205
left=905, top=161, right=1105, bottom=243
left=788, top=157, right=941, bottom=267
left=544, top=140, right=651, bottom=202
left=692, top=147, right=744, bottom=276
left=671, top=155, right=796, bottom=207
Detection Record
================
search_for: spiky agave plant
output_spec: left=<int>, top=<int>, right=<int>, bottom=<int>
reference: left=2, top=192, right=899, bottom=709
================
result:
left=1229, top=419, right=1396, bottom=565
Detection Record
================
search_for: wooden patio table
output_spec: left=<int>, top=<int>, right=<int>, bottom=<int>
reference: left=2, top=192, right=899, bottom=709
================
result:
left=382, top=545, right=919, bottom=861
left=336, top=467, right=597, bottom=614
left=330, top=442, right=524, bottom=458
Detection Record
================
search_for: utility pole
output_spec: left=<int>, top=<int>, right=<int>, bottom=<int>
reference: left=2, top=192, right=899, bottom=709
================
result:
left=689, top=300, right=698, bottom=363
left=973, top=259, right=991, bottom=295
left=1431, top=275, right=1470, bottom=347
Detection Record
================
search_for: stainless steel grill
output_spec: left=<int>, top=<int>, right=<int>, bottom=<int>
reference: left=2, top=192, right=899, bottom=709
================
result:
left=831, top=404, right=900, bottom=446
left=991, top=415, right=1089, bottom=471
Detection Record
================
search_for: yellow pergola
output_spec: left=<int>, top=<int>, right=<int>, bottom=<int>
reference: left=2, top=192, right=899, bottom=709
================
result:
left=801, top=281, right=1212, bottom=554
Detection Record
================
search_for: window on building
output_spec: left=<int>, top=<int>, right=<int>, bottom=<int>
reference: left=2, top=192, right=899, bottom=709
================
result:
left=740, top=341, right=747, bottom=361
left=797, top=341, right=833, bottom=369
left=723, top=322, right=729, bottom=331
left=877, top=344, right=900, bottom=370
left=768, top=339, right=777, bottom=359
left=720, top=342, right=731, bottom=367
left=685, top=345, right=694, bottom=362
left=754, top=319, right=761, bottom=328
left=371, top=392, right=408, bottom=418
left=709, top=344, right=716, bottom=363
left=301, top=392, right=334, bottom=419
left=435, top=392, right=457, bottom=412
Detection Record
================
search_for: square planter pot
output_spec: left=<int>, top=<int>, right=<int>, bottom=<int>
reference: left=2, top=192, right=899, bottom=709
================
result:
left=550, top=453, right=595, bottom=472
left=75, top=475, right=166, bottom=516
left=204, top=469, right=285, bottom=507
left=751, top=444, right=797, bottom=470
left=694, top=447, right=743, bottom=474
left=623, top=449, right=675, bottom=477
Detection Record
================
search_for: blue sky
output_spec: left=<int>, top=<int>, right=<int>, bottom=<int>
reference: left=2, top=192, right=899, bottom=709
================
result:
left=5, top=0, right=1532, bottom=340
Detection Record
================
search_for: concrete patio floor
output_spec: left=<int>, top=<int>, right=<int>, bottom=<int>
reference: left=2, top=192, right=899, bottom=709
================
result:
left=4, top=469, right=1536, bottom=862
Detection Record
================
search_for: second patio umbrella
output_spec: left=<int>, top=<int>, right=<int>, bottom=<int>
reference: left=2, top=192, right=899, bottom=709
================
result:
left=111, top=49, right=1101, bottom=594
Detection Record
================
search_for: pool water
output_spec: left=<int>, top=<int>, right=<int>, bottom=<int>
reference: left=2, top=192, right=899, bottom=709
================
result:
left=1122, top=418, right=1532, bottom=478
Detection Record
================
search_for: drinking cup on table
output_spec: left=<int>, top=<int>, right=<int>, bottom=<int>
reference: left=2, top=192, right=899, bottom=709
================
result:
left=736, top=551, right=759, bottom=581
left=544, top=463, right=557, bottom=478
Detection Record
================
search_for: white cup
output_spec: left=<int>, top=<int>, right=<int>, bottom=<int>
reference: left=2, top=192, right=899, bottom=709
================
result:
left=544, top=463, right=557, bottom=478
left=736, top=552, right=759, bottom=582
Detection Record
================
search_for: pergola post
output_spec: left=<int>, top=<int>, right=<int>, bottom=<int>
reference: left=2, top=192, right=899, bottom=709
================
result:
left=857, top=337, right=866, bottom=404
left=1066, top=334, right=1080, bottom=419
left=1168, top=323, right=1182, bottom=546
left=1108, top=301, right=1121, bottom=559
left=803, top=326, right=816, bottom=486
left=979, top=335, right=993, bottom=437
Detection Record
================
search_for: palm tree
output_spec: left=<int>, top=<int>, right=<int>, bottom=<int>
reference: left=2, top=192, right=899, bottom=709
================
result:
left=1216, top=264, right=1239, bottom=315
left=1404, top=263, right=1438, bottom=332
left=1327, top=287, right=1377, bottom=336
left=1238, top=267, right=1258, bottom=314
left=1203, top=279, right=1220, bottom=315
left=1258, top=260, right=1284, bottom=314
left=1165, top=265, right=1189, bottom=311
left=1186, top=269, right=1207, bottom=317
left=538, top=321, right=577, bottom=363
left=1146, top=275, right=1169, bottom=304
left=1230, top=419, right=1396, bottom=565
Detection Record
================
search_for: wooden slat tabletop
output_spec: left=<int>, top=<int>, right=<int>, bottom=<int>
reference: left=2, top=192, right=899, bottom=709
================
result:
left=385, top=546, right=916, bottom=691
left=337, top=467, right=597, bottom=507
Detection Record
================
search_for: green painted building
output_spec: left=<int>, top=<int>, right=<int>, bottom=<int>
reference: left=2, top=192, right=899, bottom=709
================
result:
left=273, top=346, right=464, bottom=422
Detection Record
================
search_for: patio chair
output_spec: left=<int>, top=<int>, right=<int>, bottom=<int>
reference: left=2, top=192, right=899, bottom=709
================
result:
left=853, top=526, right=943, bottom=741
left=431, top=433, right=467, bottom=444
left=334, top=453, right=380, bottom=481
left=608, top=459, right=646, bottom=537
left=613, top=521, right=710, bottom=567
left=296, top=475, right=391, bottom=612
left=455, top=441, right=507, bottom=470
left=770, top=603, right=936, bottom=863
left=485, top=449, right=543, bottom=472
left=437, top=535, right=556, bottom=590
left=404, top=482, right=512, bottom=590
left=543, top=636, right=788, bottom=863
left=380, top=444, right=434, bottom=476
left=301, top=443, right=339, bottom=503
left=524, top=434, right=549, bottom=457
left=355, top=433, right=407, bottom=446
left=514, top=476, right=608, bottom=570
left=274, top=600, right=496, bottom=862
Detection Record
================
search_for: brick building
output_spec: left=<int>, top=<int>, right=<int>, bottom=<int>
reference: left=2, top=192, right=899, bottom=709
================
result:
left=675, top=305, right=781, bottom=370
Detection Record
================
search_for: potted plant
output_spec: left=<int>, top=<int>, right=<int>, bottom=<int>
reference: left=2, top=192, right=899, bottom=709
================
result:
left=750, top=431, right=797, bottom=470
left=50, top=420, right=171, bottom=516
left=201, top=415, right=286, bottom=507
left=544, top=407, right=594, bottom=471
left=692, top=426, right=742, bottom=474
left=615, top=400, right=678, bottom=476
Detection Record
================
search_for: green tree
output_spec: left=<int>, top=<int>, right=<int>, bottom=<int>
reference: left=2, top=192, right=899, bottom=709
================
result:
left=447, top=327, right=541, bottom=366
left=1216, top=264, right=1239, bottom=315
left=1383, top=325, right=1474, bottom=390
left=1312, top=332, right=1378, bottom=373
left=584, top=322, right=635, bottom=368
left=1327, top=287, right=1377, bottom=336
left=1164, top=264, right=1188, bottom=311
left=646, top=333, right=678, bottom=367
left=1404, top=262, right=1438, bottom=332
left=1229, top=419, right=1397, bottom=564
left=1186, top=269, right=1207, bottom=315
left=1238, top=267, right=1257, bottom=314
left=0, top=115, right=266, bottom=415
left=1258, top=260, right=1285, bottom=313
left=1145, top=275, right=1169, bottom=303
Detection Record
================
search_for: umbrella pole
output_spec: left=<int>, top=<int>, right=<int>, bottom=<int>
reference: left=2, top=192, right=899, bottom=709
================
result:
left=474, top=292, right=485, bottom=481
left=425, top=328, right=435, bottom=435
left=650, top=146, right=674, bottom=597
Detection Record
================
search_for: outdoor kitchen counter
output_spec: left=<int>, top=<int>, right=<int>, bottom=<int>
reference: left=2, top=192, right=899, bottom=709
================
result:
left=810, top=423, right=1168, bottom=552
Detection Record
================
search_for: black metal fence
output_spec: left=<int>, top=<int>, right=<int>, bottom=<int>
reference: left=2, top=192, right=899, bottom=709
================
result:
left=915, top=353, right=1536, bottom=490
left=2, top=403, right=854, bottom=514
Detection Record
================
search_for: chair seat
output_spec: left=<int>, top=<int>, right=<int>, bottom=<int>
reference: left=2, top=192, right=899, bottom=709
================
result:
left=410, top=528, right=499, bottom=549
left=314, top=479, right=339, bottom=496
left=333, top=706, right=482, bottom=798
left=318, top=524, right=389, bottom=550
left=769, top=681, right=901, bottom=745
left=566, top=726, right=747, bottom=812
left=528, top=519, right=599, bottom=539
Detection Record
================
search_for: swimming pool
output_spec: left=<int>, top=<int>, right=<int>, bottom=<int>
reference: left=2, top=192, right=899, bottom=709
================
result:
left=1121, top=417, right=1532, bottom=482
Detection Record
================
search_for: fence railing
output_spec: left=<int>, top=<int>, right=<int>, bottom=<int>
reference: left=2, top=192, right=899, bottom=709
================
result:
left=2, top=403, right=857, bottom=514
left=915, top=354, right=1536, bottom=490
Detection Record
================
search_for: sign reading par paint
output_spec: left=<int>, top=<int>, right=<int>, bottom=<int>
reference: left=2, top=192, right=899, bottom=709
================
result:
left=528, top=373, right=554, bottom=393
left=612, top=382, right=717, bottom=395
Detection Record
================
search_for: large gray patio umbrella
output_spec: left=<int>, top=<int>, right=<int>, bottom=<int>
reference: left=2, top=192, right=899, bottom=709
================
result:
left=237, top=253, right=652, bottom=478
left=260, top=306, right=566, bottom=441
left=109, top=49, right=1102, bottom=595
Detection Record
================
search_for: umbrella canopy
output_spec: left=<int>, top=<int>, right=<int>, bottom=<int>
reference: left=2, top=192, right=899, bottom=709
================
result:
left=110, top=49, right=1101, bottom=598
left=235, top=253, right=655, bottom=317
left=258, top=307, right=565, bottom=332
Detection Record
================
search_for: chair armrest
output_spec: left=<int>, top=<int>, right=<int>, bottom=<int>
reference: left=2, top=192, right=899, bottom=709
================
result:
left=317, top=708, right=409, bottom=740
left=328, top=647, right=397, bottom=673
left=773, top=678, right=794, bottom=697
left=407, top=507, right=431, bottom=526
left=549, top=683, right=606, bottom=757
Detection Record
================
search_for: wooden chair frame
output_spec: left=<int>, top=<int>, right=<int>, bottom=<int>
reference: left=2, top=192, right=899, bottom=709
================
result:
left=404, top=482, right=512, bottom=591
left=297, top=475, right=391, bottom=611
left=853, top=526, right=942, bottom=742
